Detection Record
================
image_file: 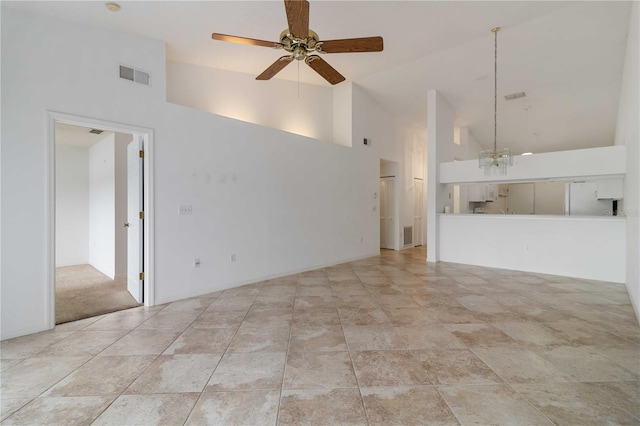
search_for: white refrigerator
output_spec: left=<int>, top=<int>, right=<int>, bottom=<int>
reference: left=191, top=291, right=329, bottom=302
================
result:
left=565, top=182, right=612, bottom=216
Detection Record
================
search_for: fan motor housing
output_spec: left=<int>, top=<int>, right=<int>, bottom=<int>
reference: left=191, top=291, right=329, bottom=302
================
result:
left=280, top=29, right=320, bottom=60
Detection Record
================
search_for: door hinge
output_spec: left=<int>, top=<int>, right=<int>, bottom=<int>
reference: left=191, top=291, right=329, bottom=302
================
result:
left=139, top=272, right=144, bottom=280
left=139, top=211, right=144, bottom=220
left=139, top=150, right=144, bottom=158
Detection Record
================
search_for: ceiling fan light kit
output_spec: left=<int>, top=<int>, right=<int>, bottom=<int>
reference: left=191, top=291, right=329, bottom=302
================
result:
left=479, top=26, right=513, bottom=176
left=211, top=0, right=383, bottom=85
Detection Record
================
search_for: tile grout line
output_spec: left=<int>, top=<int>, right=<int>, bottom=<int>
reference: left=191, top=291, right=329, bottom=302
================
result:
left=4, top=305, right=167, bottom=423
left=181, top=285, right=263, bottom=425
left=336, top=268, right=372, bottom=426
left=273, top=275, right=298, bottom=426
left=94, top=296, right=219, bottom=425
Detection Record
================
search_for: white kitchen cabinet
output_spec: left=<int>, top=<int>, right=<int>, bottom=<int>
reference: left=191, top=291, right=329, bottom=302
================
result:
left=596, top=178, right=624, bottom=200
left=467, top=184, right=497, bottom=202
left=467, top=185, right=486, bottom=202
left=486, top=185, right=497, bottom=202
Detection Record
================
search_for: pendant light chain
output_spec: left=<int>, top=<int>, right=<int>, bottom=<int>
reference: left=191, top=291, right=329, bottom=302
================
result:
left=493, top=27, right=499, bottom=154
left=479, top=26, right=512, bottom=175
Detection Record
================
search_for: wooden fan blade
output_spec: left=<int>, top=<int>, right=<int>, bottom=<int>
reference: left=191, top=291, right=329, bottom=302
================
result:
left=256, top=56, right=294, bottom=80
left=211, top=33, right=280, bottom=48
left=284, top=0, right=309, bottom=39
left=319, top=37, right=384, bottom=53
left=305, top=55, right=345, bottom=85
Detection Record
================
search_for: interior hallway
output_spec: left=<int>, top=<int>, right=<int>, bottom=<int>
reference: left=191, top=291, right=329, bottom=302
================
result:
left=1, top=247, right=638, bottom=424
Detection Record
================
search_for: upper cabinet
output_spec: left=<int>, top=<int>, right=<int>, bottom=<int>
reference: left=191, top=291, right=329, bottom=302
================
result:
left=468, top=184, right=498, bottom=202
left=596, top=178, right=624, bottom=200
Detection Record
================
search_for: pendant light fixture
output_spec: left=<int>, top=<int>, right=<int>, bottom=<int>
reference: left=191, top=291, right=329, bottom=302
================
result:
left=479, top=27, right=513, bottom=175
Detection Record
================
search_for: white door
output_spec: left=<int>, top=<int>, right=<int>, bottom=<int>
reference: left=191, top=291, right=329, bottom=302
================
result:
left=413, top=179, right=423, bottom=246
left=380, top=177, right=395, bottom=249
left=127, top=137, right=143, bottom=303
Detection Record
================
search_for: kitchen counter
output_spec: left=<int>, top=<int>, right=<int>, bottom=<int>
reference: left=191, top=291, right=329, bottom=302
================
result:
left=437, top=213, right=625, bottom=283
left=439, top=213, right=624, bottom=221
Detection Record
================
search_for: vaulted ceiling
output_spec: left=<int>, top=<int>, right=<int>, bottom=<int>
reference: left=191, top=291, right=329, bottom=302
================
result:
left=5, top=1, right=632, bottom=154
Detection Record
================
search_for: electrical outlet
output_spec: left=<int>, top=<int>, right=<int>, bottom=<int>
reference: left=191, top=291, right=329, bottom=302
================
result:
left=230, top=253, right=236, bottom=262
left=194, top=258, right=200, bottom=268
left=179, top=205, right=193, bottom=215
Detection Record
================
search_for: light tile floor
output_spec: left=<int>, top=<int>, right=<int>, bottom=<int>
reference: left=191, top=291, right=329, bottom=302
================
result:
left=1, top=247, right=639, bottom=425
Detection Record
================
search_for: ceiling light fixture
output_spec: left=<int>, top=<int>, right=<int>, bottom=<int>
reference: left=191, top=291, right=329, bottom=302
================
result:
left=105, top=2, right=121, bottom=12
left=479, top=27, right=513, bottom=176
left=521, top=152, right=533, bottom=156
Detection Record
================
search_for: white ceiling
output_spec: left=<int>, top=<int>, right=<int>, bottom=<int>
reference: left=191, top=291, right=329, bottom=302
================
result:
left=7, top=1, right=632, bottom=154
left=55, top=123, right=114, bottom=148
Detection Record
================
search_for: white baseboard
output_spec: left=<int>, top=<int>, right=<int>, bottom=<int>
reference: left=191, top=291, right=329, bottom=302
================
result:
left=154, top=251, right=382, bottom=305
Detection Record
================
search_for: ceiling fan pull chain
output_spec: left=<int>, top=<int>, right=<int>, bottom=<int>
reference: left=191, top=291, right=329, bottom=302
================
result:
left=298, top=60, right=300, bottom=98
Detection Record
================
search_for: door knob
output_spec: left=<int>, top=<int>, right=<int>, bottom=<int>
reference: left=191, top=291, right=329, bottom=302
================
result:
left=124, top=223, right=129, bottom=228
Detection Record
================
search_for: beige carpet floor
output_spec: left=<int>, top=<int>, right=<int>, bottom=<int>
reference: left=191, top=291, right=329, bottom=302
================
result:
left=56, top=264, right=141, bottom=324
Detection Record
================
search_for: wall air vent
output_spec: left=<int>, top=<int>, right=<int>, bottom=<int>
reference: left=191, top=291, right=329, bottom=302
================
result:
left=403, top=226, right=413, bottom=246
left=88, top=129, right=104, bottom=134
left=504, top=91, right=526, bottom=101
left=119, top=65, right=150, bottom=86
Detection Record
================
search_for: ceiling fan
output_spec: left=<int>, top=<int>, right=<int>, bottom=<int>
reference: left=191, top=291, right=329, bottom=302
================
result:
left=211, top=0, right=383, bottom=85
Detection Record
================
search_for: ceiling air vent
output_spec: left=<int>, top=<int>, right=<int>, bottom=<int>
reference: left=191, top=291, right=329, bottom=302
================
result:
left=119, top=65, right=150, bottom=86
left=88, top=129, right=104, bottom=134
left=504, top=91, right=526, bottom=101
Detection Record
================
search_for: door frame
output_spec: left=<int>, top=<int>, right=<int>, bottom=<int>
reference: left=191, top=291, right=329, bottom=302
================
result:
left=46, top=111, right=155, bottom=329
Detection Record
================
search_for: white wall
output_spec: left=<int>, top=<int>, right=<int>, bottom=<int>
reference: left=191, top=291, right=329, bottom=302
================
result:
left=2, top=7, right=170, bottom=338
left=453, top=127, right=482, bottom=161
left=333, top=83, right=353, bottom=147
left=166, top=61, right=334, bottom=142
left=440, top=215, right=625, bottom=283
left=89, top=134, right=116, bottom=278
left=55, top=145, right=89, bottom=266
left=351, top=84, right=426, bottom=252
left=440, top=145, right=626, bottom=184
left=0, top=8, right=424, bottom=339
left=614, top=2, right=639, bottom=320
left=114, top=133, right=131, bottom=279
left=506, top=183, right=535, bottom=215
left=534, top=181, right=565, bottom=215
left=426, top=90, right=455, bottom=262
left=454, top=128, right=483, bottom=214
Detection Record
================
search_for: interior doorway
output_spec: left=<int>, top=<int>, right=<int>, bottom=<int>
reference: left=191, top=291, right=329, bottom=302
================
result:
left=48, top=113, right=154, bottom=327
left=380, top=159, right=399, bottom=250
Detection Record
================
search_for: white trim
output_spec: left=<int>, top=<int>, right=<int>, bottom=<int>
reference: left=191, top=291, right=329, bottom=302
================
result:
left=46, top=114, right=56, bottom=329
left=142, top=131, right=155, bottom=306
left=46, top=111, right=155, bottom=331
